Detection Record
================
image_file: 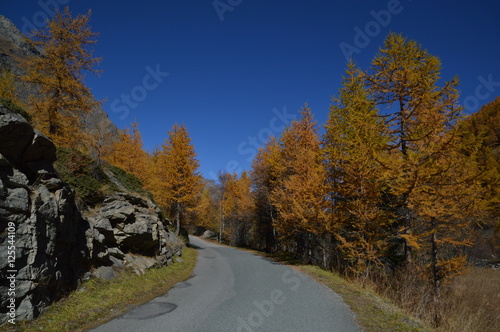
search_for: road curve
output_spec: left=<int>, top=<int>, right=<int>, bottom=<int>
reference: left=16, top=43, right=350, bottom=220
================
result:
left=91, top=236, right=360, bottom=332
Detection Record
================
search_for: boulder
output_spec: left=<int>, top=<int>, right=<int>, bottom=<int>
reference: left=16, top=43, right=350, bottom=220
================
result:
left=86, top=193, right=183, bottom=275
left=202, top=230, right=219, bottom=240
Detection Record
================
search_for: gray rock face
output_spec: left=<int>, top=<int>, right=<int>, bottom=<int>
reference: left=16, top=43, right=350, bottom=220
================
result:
left=0, top=103, right=183, bottom=324
left=0, top=104, right=88, bottom=323
left=87, top=193, right=183, bottom=275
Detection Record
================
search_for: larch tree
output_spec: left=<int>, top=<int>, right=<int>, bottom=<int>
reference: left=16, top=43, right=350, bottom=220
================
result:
left=106, top=120, right=148, bottom=183
left=0, top=68, right=20, bottom=106
left=250, top=136, right=281, bottom=251
left=218, top=172, right=254, bottom=246
left=161, top=124, right=203, bottom=235
left=86, top=120, right=116, bottom=168
left=195, top=184, right=220, bottom=232
left=363, top=33, right=486, bottom=314
left=270, top=105, right=330, bottom=258
left=23, top=7, right=101, bottom=147
left=324, top=62, right=392, bottom=277
left=463, top=97, right=500, bottom=220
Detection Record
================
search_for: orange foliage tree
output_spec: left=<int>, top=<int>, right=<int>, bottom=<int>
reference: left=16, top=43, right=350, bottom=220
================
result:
left=324, top=62, right=392, bottom=277
left=105, top=120, right=148, bottom=183
left=23, top=7, right=101, bottom=147
left=363, top=33, right=486, bottom=311
left=270, top=105, right=330, bottom=258
left=250, top=136, right=282, bottom=251
left=148, top=124, right=203, bottom=234
left=218, top=172, right=255, bottom=246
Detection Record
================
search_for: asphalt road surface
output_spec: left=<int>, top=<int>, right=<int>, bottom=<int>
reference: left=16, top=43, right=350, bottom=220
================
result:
left=91, top=236, right=360, bottom=332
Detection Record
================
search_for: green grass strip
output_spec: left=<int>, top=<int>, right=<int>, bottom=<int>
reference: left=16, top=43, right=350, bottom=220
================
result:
left=3, top=247, right=197, bottom=332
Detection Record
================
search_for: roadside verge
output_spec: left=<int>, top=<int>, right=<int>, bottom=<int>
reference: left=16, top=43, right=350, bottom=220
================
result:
left=2, top=247, right=197, bottom=332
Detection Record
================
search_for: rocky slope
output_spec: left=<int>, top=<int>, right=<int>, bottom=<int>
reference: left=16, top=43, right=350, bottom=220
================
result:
left=0, top=102, right=183, bottom=324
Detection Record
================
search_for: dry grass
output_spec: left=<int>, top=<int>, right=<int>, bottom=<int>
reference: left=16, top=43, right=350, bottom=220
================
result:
left=438, top=268, right=500, bottom=332
left=371, top=267, right=500, bottom=332
left=299, top=265, right=429, bottom=331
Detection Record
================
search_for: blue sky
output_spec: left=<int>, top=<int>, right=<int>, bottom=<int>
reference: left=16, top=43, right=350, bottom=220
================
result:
left=3, top=0, right=500, bottom=180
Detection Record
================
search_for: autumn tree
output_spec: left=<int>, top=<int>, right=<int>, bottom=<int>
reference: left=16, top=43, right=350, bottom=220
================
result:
left=105, top=120, right=148, bottom=183
left=0, top=68, right=20, bottom=105
left=270, top=105, right=329, bottom=259
left=218, top=172, right=254, bottom=246
left=363, top=33, right=486, bottom=317
left=23, top=7, right=101, bottom=147
left=156, top=124, right=203, bottom=234
left=194, top=180, right=220, bottom=232
left=324, top=62, right=392, bottom=277
left=463, top=97, right=500, bottom=216
left=250, top=137, right=281, bottom=251
left=459, top=97, right=500, bottom=267
left=86, top=120, right=116, bottom=168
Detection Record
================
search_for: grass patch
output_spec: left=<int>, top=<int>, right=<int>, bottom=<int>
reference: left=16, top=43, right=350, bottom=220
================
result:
left=437, top=267, right=500, bottom=332
left=106, top=165, right=151, bottom=198
left=297, top=265, right=429, bottom=332
left=0, top=97, right=32, bottom=123
left=54, top=147, right=118, bottom=206
left=3, top=247, right=197, bottom=332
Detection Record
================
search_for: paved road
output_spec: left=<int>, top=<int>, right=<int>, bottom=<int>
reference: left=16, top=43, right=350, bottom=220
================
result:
left=91, top=236, right=360, bottom=332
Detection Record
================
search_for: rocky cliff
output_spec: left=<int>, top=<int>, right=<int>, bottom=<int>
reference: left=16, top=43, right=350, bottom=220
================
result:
left=0, top=103, right=183, bottom=324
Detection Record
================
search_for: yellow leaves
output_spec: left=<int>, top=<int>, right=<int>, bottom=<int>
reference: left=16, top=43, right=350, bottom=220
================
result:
left=153, top=124, right=203, bottom=224
left=106, top=121, right=148, bottom=182
left=268, top=105, right=330, bottom=239
left=23, top=7, right=101, bottom=148
left=399, top=233, right=421, bottom=250
left=0, top=68, right=19, bottom=104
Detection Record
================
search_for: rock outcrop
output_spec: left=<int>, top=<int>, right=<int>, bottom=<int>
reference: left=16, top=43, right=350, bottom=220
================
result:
left=0, top=103, right=184, bottom=324
left=86, top=193, right=183, bottom=275
left=0, top=103, right=88, bottom=322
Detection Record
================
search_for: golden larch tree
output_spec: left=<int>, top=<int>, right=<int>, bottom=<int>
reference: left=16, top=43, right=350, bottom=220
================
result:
left=270, top=105, right=329, bottom=257
left=106, top=120, right=149, bottom=183
left=161, top=124, right=203, bottom=234
left=195, top=184, right=220, bottom=232
left=23, top=7, right=101, bottom=147
left=250, top=136, right=282, bottom=251
left=218, top=171, right=254, bottom=246
left=0, top=68, right=20, bottom=106
left=324, top=62, right=392, bottom=277
left=364, top=33, right=486, bottom=317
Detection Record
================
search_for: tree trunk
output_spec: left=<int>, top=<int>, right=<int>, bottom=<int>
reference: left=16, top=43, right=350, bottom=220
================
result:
left=175, top=202, right=181, bottom=235
left=430, top=218, right=440, bottom=327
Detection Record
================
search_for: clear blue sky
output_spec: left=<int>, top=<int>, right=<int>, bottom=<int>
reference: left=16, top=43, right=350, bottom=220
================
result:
left=3, top=0, right=500, bottom=180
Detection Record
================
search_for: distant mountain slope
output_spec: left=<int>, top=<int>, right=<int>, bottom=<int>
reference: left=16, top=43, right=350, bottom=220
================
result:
left=0, top=14, right=119, bottom=140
